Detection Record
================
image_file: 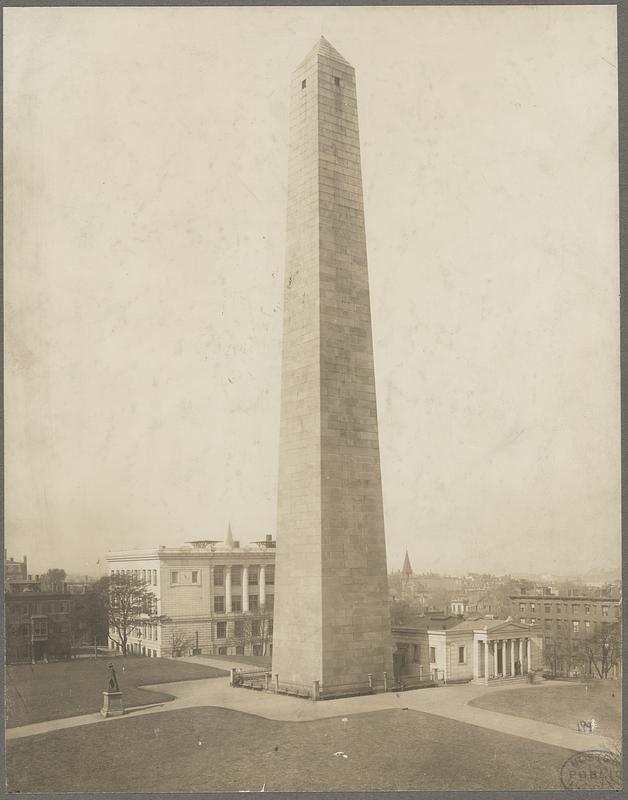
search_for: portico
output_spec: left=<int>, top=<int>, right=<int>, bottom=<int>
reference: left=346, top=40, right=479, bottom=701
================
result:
left=419, top=617, right=542, bottom=685
left=472, top=620, right=539, bottom=683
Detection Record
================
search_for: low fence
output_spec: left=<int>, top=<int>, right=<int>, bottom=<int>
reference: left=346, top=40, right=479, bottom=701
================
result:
left=231, top=669, right=437, bottom=700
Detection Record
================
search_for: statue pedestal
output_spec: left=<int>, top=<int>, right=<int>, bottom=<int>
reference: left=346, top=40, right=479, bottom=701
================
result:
left=101, top=691, right=124, bottom=717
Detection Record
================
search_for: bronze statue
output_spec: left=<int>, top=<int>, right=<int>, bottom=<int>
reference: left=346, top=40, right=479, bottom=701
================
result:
left=107, top=662, right=120, bottom=692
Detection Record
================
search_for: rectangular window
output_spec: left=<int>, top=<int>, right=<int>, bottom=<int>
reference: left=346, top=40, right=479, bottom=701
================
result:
left=334, top=76, right=340, bottom=86
left=413, top=644, right=420, bottom=662
left=142, top=570, right=146, bottom=582
left=572, top=620, right=580, bottom=633
left=530, top=603, right=536, bottom=613
left=520, top=618, right=526, bottom=624
left=531, top=618, right=536, bottom=624
left=301, top=79, right=306, bottom=89
left=545, top=604, right=551, bottom=613
left=248, top=568, right=258, bottom=585
left=234, top=621, right=244, bottom=638
left=216, top=621, right=227, bottom=639
left=153, top=569, right=157, bottom=585
left=252, top=619, right=261, bottom=637
left=214, top=595, right=225, bottom=613
left=231, top=596, right=242, bottom=612
left=585, top=620, right=591, bottom=631
left=265, top=566, right=275, bottom=584
left=429, top=647, right=436, bottom=663
left=191, top=571, right=199, bottom=584
left=585, top=605, right=591, bottom=614
left=171, top=571, right=179, bottom=585
left=265, top=594, right=274, bottom=611
left=545, top=619, right=551, bottom=629
left=249, top=595, right=259, bottom=611
left=572, top=604, right=580, bottom=614
left=232, top=567, right=242, bottom=586
left=268, top=620, right=273, bottom=635
left=602, top=606, right=609, bottom=617
left=458, top=646, right=465, bottom=664
left=519, top=603, right=525, bottom=612
left=214, top=567, right=224, bottom=586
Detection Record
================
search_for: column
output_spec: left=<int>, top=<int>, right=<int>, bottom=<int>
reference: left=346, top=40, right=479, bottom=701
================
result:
left=484, top=640, right=490, bottom=684
left=225, top=566, right=232, bottom=613
left=526, top=638, right=532, bottom=671
left=493, top=639, right=499, bottom=678
left=473, top=639, right=479, bottom=680
left=510, top=638, right=516, bottom=677
left=242, top=565, right=249, bottom=612
left=259, top=565, right=266, bottom=608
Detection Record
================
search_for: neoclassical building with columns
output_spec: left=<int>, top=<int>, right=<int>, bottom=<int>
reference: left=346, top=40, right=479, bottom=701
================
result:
left=106, top=526, right=276, bottom=658
left=393, top=616, right=543, bottom=684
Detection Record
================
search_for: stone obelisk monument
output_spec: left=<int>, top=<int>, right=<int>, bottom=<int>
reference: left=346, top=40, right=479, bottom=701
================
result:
left=272, top=37, right=393, bottom=697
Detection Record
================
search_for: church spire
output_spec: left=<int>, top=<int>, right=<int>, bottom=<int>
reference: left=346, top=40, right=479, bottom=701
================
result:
left=401, top=549, right=413, bottom=579
left=224, top=522, right=234, bottom=548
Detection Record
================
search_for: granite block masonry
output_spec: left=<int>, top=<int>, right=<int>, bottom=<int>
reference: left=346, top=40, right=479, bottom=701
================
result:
left=271, top=37, right=394, bottom=697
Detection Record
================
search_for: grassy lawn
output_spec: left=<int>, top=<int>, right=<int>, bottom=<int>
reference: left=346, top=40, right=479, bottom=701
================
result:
left=198, top=653, right=271, bottom=669
left=469, top=680, right=621, bottom=740
left=7, top=706, right=572, bottom=792
left=6, top=657, right=227, bottom=728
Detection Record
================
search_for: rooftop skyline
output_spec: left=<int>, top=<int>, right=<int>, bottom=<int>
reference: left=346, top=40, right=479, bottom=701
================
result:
left=5, top=6, right=620, bottom=577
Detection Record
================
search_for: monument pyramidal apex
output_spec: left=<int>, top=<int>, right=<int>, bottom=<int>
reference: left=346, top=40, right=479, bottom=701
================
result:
left=271, top=37, right=394, bottom=697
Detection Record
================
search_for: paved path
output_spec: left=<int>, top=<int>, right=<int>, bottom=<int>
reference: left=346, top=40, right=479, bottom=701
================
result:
left=6, top=676, right=613, bottom=754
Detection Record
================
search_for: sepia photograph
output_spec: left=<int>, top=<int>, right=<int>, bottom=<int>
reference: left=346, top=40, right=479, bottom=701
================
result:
left=4, top=3, right=622, bottom=793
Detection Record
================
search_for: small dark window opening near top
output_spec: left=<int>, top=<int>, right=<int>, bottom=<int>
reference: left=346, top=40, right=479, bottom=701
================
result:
left=334, top=77, right=340, bottom=86
left=301, top=79, right=306, bottom=89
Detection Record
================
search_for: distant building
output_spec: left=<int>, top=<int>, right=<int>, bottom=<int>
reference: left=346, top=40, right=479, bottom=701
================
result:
left=393, top=616, right=542, bottom=685
left=510, top=587, right=622, bottom=676
left=450, top=598, right=469, bottom=616
left=4, top=551, right=28, bottom=585
left=5, top=585, right=78, bottom=663
left=106, top=526, right=276, bottom=658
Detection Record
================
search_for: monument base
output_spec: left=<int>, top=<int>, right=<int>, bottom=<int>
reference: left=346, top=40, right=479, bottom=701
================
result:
left=101, top=691, right=124, bottom=717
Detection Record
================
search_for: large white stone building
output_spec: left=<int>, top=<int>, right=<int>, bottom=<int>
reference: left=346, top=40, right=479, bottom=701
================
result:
left=106, top=526, right=275, bottom=658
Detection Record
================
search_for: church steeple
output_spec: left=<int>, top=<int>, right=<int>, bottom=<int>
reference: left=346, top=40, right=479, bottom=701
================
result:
left=224, top=522, right=234, bottom=549
left=401, top=549, right=413, bottom=579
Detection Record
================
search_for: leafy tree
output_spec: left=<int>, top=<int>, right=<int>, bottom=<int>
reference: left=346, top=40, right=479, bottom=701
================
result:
left=71, top=579, right=109, bottom=651
left=390, top=599, right=422, bottom=626
left=99, top=573, right=165, bottom=656
left=42, top=568, right=67, bottom=592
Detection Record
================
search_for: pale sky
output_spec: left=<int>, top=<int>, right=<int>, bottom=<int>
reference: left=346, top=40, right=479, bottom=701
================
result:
left=5, top=5, right=620, bottom=578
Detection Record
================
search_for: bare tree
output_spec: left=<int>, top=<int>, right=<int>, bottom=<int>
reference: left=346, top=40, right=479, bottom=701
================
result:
left=573, top=622, right=622, bottom=679
left=99, top=573, right=165, bottom=656
left=227, top=611, right=273, bottom=657
left=169, top=628, right=195, bottom=658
